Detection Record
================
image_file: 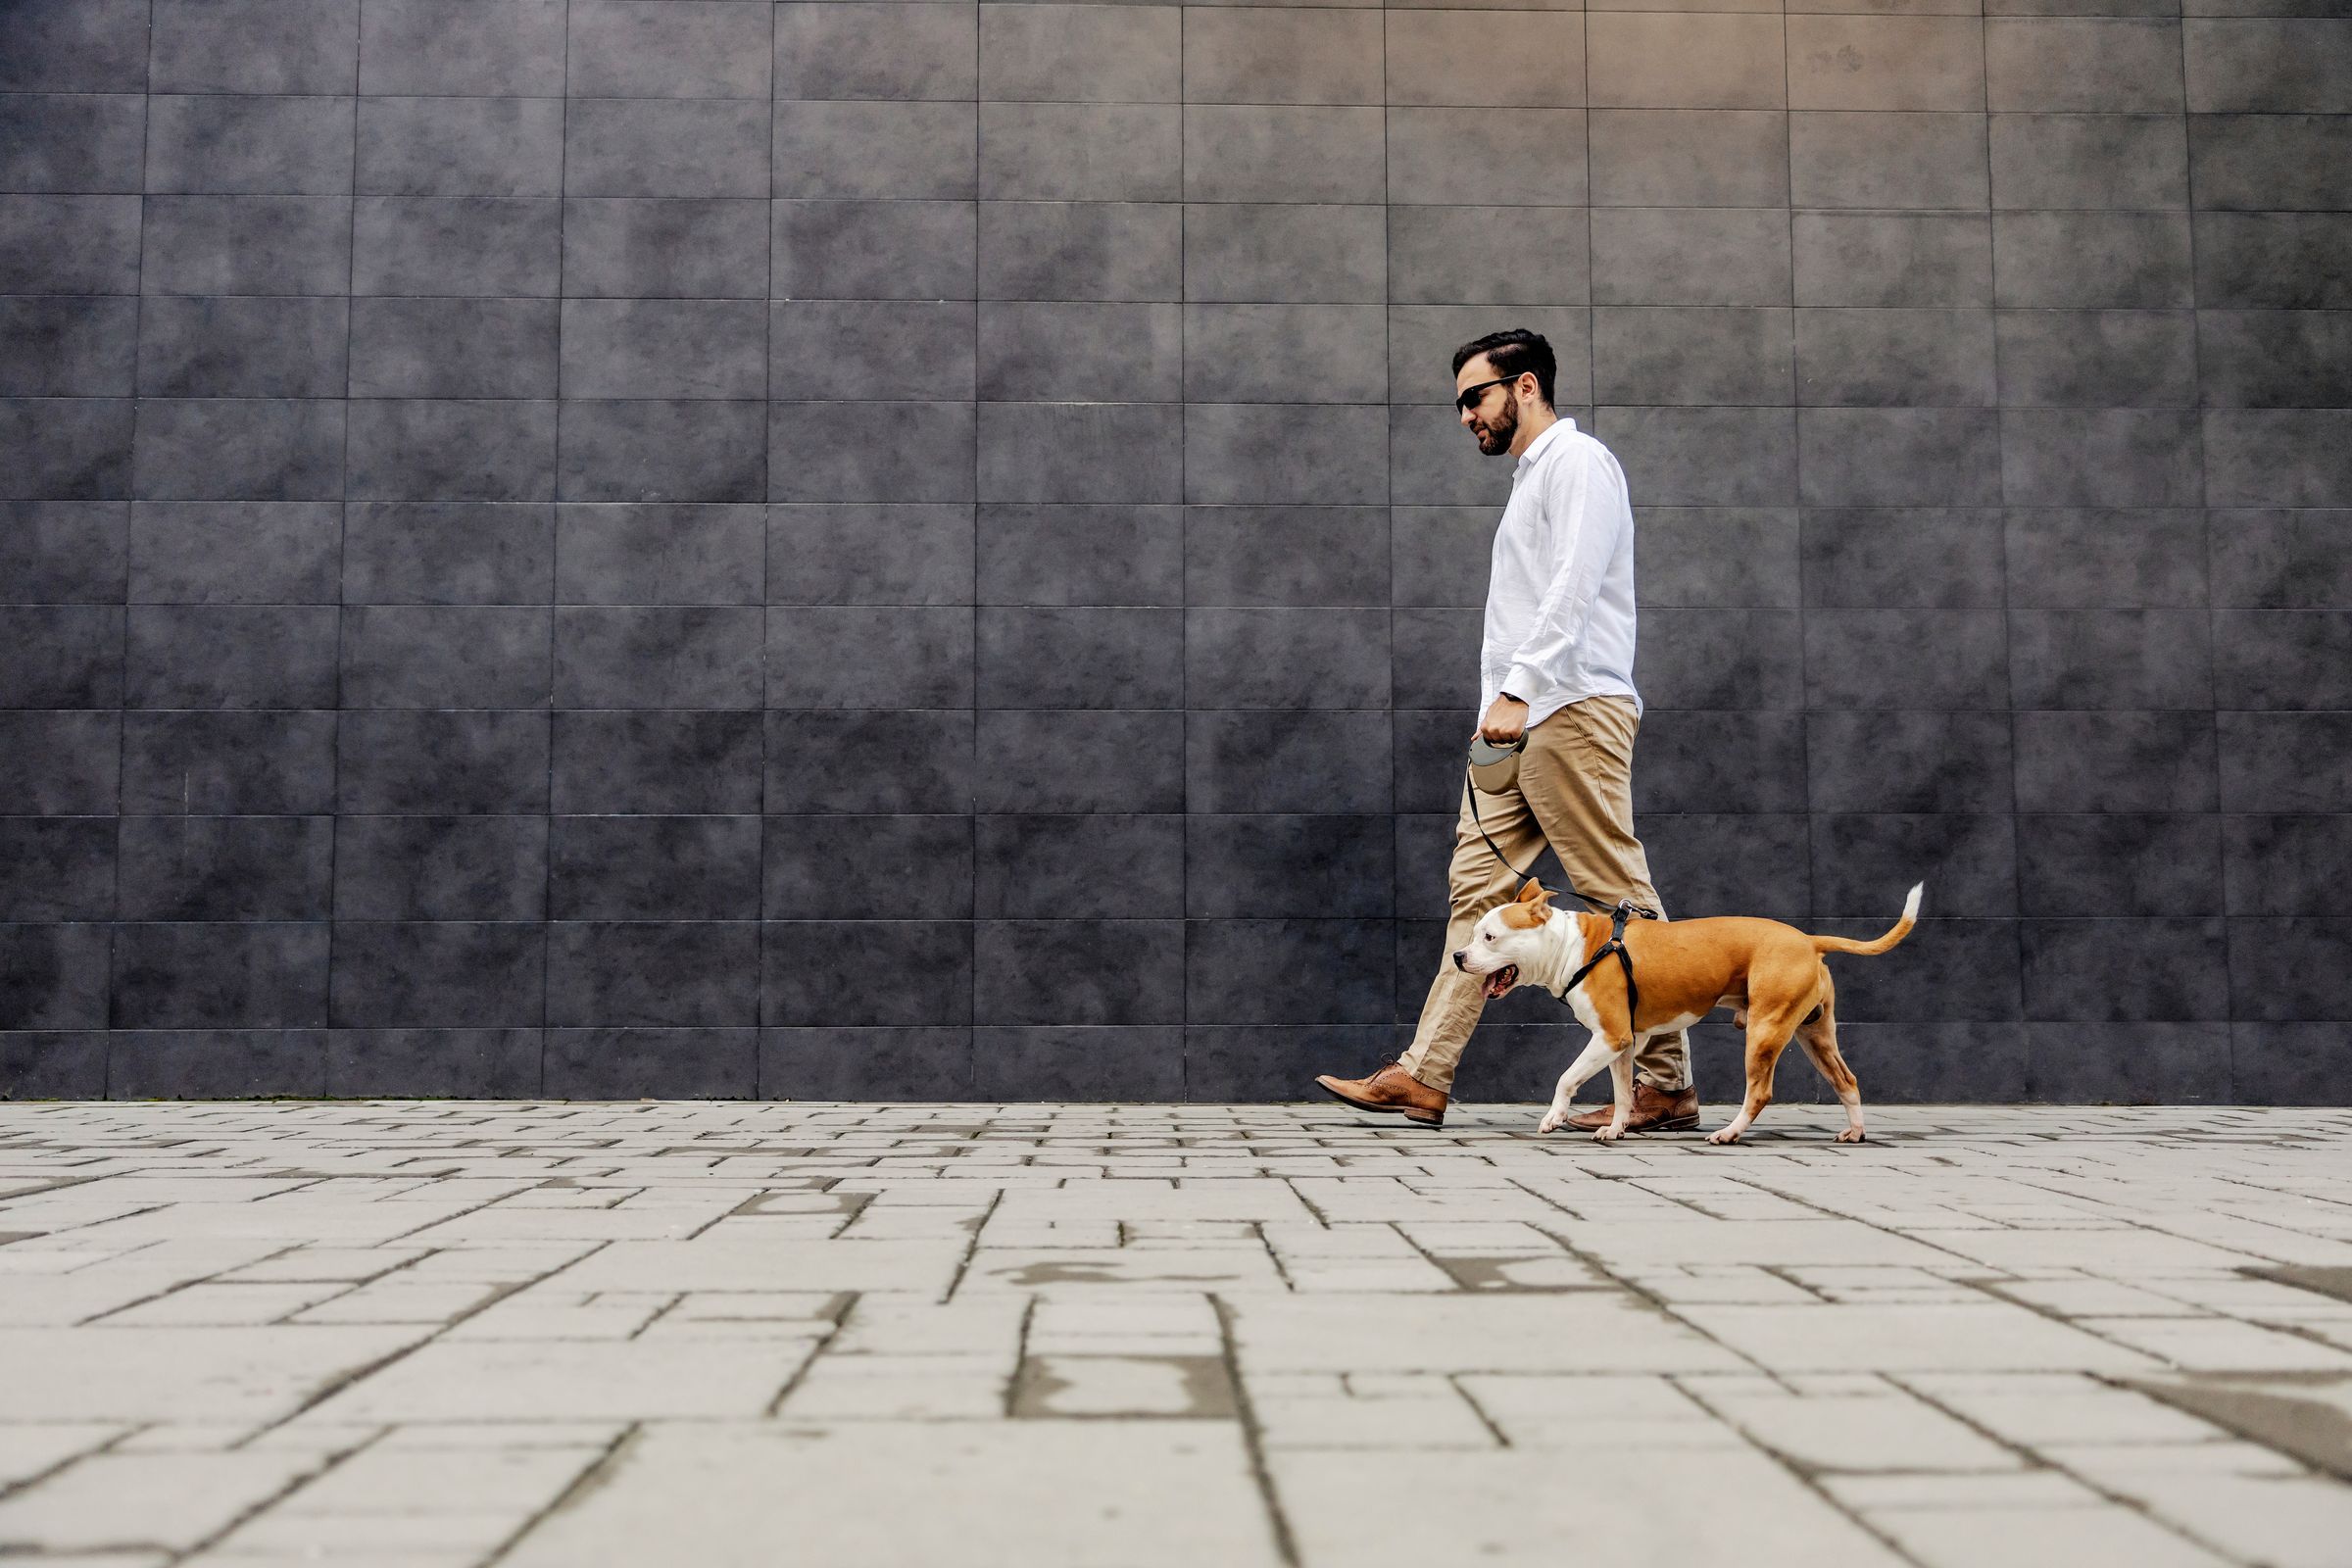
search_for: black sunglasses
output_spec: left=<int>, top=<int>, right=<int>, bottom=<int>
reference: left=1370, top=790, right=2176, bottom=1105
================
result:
left=1454, top=374, right=1524, bottom=414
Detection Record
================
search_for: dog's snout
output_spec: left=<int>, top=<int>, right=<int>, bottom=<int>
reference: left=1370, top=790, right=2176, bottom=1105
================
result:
left=1451, top=949, right=1468, bottom=970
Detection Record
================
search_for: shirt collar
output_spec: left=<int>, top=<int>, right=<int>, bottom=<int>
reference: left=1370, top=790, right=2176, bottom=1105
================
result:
left=1512, top=416, right=1577, bottom=479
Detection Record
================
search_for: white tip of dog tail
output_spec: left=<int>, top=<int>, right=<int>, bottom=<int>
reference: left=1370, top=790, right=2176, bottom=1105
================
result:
left=1902, top=882, right=1924, bottom=921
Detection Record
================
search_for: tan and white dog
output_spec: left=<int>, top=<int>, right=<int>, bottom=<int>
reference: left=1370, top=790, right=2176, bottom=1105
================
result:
left=1454, top=881, right=1923, bottom=1145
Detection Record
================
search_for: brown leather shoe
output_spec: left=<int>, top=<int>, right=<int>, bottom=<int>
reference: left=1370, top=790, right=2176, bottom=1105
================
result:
left=1565, top=1081, right=1700, bottom=1133
left=1315, top=1061, right=1448, bottom=1127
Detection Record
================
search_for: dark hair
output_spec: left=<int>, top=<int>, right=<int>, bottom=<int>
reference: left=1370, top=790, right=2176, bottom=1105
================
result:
left=1451, top=328, right=1555, bottom=409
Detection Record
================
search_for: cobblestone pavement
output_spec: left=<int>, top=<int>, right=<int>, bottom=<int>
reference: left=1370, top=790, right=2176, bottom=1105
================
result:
left=4, top=1103, right=2352, bottom=1566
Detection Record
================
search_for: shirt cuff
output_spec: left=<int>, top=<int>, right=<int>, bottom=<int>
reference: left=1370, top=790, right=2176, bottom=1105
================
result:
left=1502, top=664, right=1547, bottom=705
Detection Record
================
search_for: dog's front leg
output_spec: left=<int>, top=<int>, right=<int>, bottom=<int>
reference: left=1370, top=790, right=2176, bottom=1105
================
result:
left=1592, top=1044, right=1638, bottom=1142
left=1538, top=1032, right=1619, bottom=1134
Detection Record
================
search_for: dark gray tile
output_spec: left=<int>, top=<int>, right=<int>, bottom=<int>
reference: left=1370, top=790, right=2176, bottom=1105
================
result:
left=769, top=402, right=975, bottom=504
left=766, top=710, right=973, bottom=814
left=360, top=0, right=566, bottom=95
left=0, top=195, right=140, bottom=294
left=1986, top=19, right=2184, bottom=112
left=974, top=814, right=1186, bottom=919
left=1636, top=812, right=1810, bottom=922
left=561, top=301, right=764, bottom=402
left=976, top=302, right=1174, bottom=405
left=1806, top=610, right=2008, bottom=710
left=1995, top=312, right=2199, bottom=413
left=0, top=818, right=114, bottom=920
left=349, top=298, right=556, bottom=400
left=1789, top=112, right=1989, bottom=210
left=1186, top=918, right=1393, bottom=1026
left=1993, top=213, right=2193, bottom=308
left=970, top=1026, right=1185, bottom=1102
left=977, top=201, right=1176, bottom=304
left=1184, top=9, right=1379, bottom=105
left=132, top=399, right=343, bottom=503
left=568, top=0, right=770, bottom=98
left=118, top=815, right=332, bottom=920
left=974, top=922, right=1184, bottom=1026
left=346, top=399, right=558, bottom=503
left=1389, top=206, right=1588, bottom=309
left=2024, top=917, right=2230, bottom=1021
left=977, top=403, right=1182, bottom=506
left=343, top=503, right=554, bottom=606
left=0, top=605, right=121, bottom=707
left=1390, top=607, right=1479, bottom=711
left=552, top=710, right=762, bottom=815
left=342, top=605, right=552, bottom=710
left=2007, top=510, right=2208, bottom=610
left=0, top=399, right=134, bottom=501
left=108, top=1030, right=329, bottom=1099
left=1636, top=711, right=1810, bottom=813
left=2220, top=712, right=2350, bottom=815
left=1184, top=205, right=1384, bottom=305
left=0, top=710, right=118, bottom=814
left=1388, top=10, right=1586, bottom=107
left=764, top=814, right=973, bottom=920
left=1798, top=408, right=2001, bottom=509
left=333, top=815, right=547, bottom=921
left=135, top=296, right=344, bottom=399
left=2198, top=311, right=2352, bottom=409
left=545, top=1028, right=756, bottom=1100
left=122, top=710, right=335, bottom=815
left=1788, top=16, right=1984, bottom=110
left=1808, top=710, right=2016, bottom=813
left=980, top=105, right=1180, bottom=203
left=0, top=1029, right=108, bottom=1096
left=570, top=98, right=769, bottom=199
left=1588, top=110, right=1787, bottom=208
left=0, top=501, right=125, bottom=604
left=1824, top=1023, right=2029, bottom=1105
left=143, top=94, right=353, bottom=197
left=0, top=0, right=150, bottom=92
left=1594, top=308, right=1791, bottom=407
left=771, top=505, right=977, bottom=608
left=555, top=606, right=764, bottom=709
left=354, top=197, right=560, bottom=298
left=1189, top=608, right=1390, bottom=710
left=760, top=1026, right=972, bottom=1101
left=355, top=97, right=565, bottom=198
left=776, top=299, right=977, bottom=403
left=1388, top=402, right=1515, bottom=508
left=976, top=608, right=1183, bottom=710
left=1814, top=812, right=2017, bottom=920
left=2210, top=511, right=2352, bottom=610
left=561, top=400, right=765, bottom=505
left=331, top=920, right=545, bottom=1027
left=1803, top=509, right=2005, bottom=610
left=336, top=710, right=550, bottom=816
left=1989, top=114, right=2188, bottom=210
left=2, top=924, right=111, bottom=1028
left=557, top=504, right=762, bottom=606
left=974, top=710, right=1182, bottom=813
left=777, top=199, right=974, bottom=302
left=976, top=505, right=1182, bottom=608
left=561, top=197, right=765, bottom=299
left=766, top=607, right=971, bottom=709
left=1393, top=505, right=1500, bottom=609
left=126, top=501, right=337, bottom=606
left=782, top=2, right=977, bottom=99
left=551, top=815, right=760, bottom=921
left=1186, top=815, right=1393, bottom=919
left=113, top=921, right=329, bottom=1028
left=2010, top=611, right=2214, bottom=710
left=2230, top=919, right=2352, bottom=1024
left=2000, top=409, right=2203, bottom=509
left=0, top=94, right=148, bottom=193
left=2205, top=411, right=2352, bottom=510
left=1592, top=208, right=1791, bottom=307
left=1184, top=106, right=1386, bottom=205
left=2016, top=711, right=2218, bottom=814
left=1793, top=309, right=1993, bottom=408
left=1794, top=213, right=1992, bottom=309
left=762, top=920, right=969, bottom=1026
left=2194, top=214, right=2352, bottom=310
left=2191, top=115, right=2352, bottom=212
left=2233, top=1023, right=2352, bottom=1105
left=2214, top=610, right=2352, bottom=710
left=1810, top=917, right=2020, bottom=1023
left=326, top=1028, right=541, bottom=1097
left=1185, top=506, right=1388, bottom=608
left=773, top=101, right=972, bottom=200
left=1185, top=710, right=1383, bottom=808
left=125, top=605, right=337, bottom=709
left=1185, top=405, right=1388, bottom=507
left=1639, top=610, right=1805, bottom=710
left=0, top=296, right=138, bottom=396
left=140, top=195, right=350, bottom=296
left=2017, top=813, right=2223, bottom=917
left=1597, top=407, right=1796, bottom=507
left=2026, top=1022, right=2230, bottom=1103
left=551, top=922, right=759, bottom=1027
left=2224, top=814, right=2352, bottom=917
left=150, top=0, right=359, bottom=94
left=1388, top=108, right=1588, bottom=208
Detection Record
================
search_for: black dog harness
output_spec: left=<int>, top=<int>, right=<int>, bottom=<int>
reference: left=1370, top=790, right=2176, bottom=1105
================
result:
left=1464, top=764, right=1656, bottom=1029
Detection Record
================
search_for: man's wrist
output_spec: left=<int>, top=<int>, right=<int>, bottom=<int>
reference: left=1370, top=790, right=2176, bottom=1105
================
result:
left=1497, top=691, right=1527, bottom=707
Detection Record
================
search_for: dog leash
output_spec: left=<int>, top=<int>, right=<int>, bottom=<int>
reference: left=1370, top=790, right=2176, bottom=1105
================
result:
left=1462, top=760, right=1653, bottom=1026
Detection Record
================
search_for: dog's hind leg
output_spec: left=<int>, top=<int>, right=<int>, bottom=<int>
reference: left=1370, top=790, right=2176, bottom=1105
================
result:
left=1706, top=1012, right=1796, bottom=1146
left=1538, top=1030, right=1627, bottom=1135
left=1794, top=966, right=1865, bottom=1143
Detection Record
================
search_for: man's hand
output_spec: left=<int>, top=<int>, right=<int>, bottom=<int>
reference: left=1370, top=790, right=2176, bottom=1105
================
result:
left=1479, top=694, right=1529, bottom=744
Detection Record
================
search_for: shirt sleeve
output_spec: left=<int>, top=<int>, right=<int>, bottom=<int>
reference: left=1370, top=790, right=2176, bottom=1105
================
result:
left=1500, top=442, right=1625, bottom=703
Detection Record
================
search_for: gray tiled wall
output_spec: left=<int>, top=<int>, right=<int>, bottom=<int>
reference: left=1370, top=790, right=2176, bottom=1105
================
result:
left=2, top=0, right=2347, bottom=1104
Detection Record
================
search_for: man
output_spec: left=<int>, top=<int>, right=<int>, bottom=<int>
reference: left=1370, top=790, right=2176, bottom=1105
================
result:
left=1314, top=328, right=1696, bottom=1132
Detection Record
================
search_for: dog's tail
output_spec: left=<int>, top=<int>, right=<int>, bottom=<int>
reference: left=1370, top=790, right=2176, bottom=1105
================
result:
left=1807, top=883, right=1923, bottom=956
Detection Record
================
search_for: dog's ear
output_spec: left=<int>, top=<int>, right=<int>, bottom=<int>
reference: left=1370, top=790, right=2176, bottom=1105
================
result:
left=1516, top=880, right=1546, bottom=905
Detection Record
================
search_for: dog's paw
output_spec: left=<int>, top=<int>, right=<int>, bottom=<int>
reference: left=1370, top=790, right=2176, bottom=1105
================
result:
left=1836, top=1126, right=1867, bottom=1144
left=1705, top=1126, right=1742, bottom=1146
left=1591, top=1124, right=1625, bottom=1144
left=1538, top=1110, right=1566, bottom=1134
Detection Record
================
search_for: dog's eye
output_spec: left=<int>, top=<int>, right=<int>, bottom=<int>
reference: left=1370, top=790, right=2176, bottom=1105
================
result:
left=1483, top=933, right=1494, bottom=941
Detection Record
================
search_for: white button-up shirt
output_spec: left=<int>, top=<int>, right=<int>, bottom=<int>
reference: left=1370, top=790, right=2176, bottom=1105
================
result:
left=1478, top=416, right=1642, bottom=729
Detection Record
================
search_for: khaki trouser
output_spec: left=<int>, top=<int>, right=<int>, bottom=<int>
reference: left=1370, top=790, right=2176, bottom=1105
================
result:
left=1397, top=694, right=1690, bottom=1097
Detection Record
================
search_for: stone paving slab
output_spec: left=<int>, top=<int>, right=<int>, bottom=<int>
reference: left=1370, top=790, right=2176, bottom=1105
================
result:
left=1, top=1102, right=2350, bottom=1565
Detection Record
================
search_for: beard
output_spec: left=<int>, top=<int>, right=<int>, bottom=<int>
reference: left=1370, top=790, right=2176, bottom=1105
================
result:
left=1471, top=397, right=1518, bottom=456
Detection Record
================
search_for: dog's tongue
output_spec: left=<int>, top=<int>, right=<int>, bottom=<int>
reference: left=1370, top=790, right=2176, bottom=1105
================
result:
left=1483, top=965, right=1518, bottom=1000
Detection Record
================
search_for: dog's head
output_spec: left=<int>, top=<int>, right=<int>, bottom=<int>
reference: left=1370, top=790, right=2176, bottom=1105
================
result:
left=1451, top=880, right=1558, bottom=1001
